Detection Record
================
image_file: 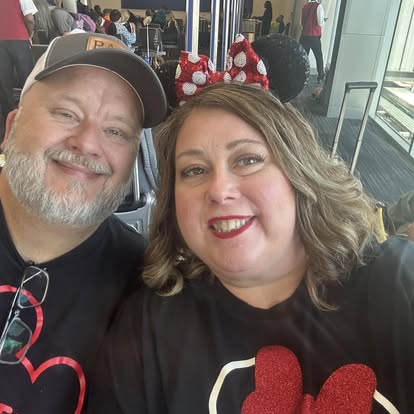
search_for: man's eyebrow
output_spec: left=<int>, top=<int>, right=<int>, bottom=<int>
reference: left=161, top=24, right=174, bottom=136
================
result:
left=176, top=139, right=266, bottom=162
left=52, top=94, right=83, bottom=106
left=51, top=96, right=141, bottom=131
left=110, top=114, right=141, bottom=132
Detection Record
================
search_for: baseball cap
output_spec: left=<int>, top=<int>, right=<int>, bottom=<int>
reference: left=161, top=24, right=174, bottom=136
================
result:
left=21, top=33, right=167, bottom=128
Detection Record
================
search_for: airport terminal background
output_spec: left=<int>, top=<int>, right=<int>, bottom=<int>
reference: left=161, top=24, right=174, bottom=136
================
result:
left=1, top=0, right=413, bottom=208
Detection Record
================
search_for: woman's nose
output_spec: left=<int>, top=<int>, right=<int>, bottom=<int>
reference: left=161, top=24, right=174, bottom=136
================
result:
left=205, top=170, right=240, bottom=204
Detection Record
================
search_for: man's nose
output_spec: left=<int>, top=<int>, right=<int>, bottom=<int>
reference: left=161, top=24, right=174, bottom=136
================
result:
left=66, top=121, right=103, bottom=157
left=205, top=169, right=240, bottom=204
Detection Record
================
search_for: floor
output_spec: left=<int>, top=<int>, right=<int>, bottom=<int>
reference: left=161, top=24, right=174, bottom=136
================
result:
left=291, top=77, right=414, bottom=205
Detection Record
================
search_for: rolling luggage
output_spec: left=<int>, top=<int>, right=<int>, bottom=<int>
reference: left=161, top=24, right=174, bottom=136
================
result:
left=330, top=81, right=378, bottom=174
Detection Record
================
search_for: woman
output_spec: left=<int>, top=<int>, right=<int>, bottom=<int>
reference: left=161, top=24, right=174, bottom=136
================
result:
left=257, top=0, right=272, bottom=36
left=88, top=83, right=414, bottom=413
left=109, top=9, right=136, bottom=49
left=162, top=11, right=179, bottom=44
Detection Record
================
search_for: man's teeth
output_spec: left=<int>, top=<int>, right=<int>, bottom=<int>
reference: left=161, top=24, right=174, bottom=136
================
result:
left=211, top=218, right=250, bottom=233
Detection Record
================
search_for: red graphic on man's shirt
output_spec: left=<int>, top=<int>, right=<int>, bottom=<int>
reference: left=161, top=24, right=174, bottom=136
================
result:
left=0, top=285, right=86, bottom=414
left=242, top=345, right=377, bottom=413
left=0, top=403, right=13, bottom=414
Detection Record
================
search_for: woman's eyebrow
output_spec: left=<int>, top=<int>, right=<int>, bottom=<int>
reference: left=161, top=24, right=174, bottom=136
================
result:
left=226, top=138, right=266, bottom=150
left=176, top=139, right=266, bottom=162
left=175, top=148, right=204, bottom=162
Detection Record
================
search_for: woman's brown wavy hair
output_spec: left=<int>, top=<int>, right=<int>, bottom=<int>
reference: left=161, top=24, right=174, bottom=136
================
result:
left=144, top=82, right=378, bottom=309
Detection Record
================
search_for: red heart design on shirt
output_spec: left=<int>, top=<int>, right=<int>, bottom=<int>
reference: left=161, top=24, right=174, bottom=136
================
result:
left=0, top=403, right=13, bottom=414
left=0, top=285, right=85, bottom=414
left=242, top=345, right=377, bottom=413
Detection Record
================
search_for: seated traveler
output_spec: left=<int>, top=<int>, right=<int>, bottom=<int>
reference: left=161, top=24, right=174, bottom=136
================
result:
left=0, top=32, right=167, bottom=413
left=109, top=9, right=136, bottom=49
left=87, top=39, right=414, bottom=413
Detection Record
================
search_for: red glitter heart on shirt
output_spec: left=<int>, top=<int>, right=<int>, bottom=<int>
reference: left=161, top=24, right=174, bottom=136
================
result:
left=242, top=345, right=377, bottom=413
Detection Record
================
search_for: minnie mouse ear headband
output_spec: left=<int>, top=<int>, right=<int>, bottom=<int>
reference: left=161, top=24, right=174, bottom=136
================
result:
left=154, top=33, right=310, bottom=108
left=176, top=34, right=269, bottom=103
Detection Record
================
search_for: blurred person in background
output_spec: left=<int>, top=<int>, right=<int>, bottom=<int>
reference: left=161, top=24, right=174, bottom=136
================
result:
left=33, top=0, right=56, bottom=43
left=0, top=0, right=37, bottom=137
left=162, top=11, right=179, bottom=44
left=110, top=9, right=135, bottom=49
left=254, top=1, right=272, bottom=36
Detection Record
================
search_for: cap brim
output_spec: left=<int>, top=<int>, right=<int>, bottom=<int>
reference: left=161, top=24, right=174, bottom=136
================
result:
left=35, top=49, right=167, bottom=128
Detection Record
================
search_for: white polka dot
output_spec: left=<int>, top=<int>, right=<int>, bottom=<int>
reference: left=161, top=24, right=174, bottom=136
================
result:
left=235, top=34, right=244, bottom=43
left=234, top=51, right=246, bottom=68
left=208, top=59, right=215, bottom=71
left=234, top=70, right=246, bottom=82
left=223, top=72, right=232, bottom=82
left=188, top=54, right=201, bottom=63
left=192, top=71, right=207, bottom=85
left=183, top=82, right=197, bottom=95
left=175, top=64, right=182, bottom=79
left=226, top=55, right=233, bottom=71
left=257, top=60, right=267, bottom=75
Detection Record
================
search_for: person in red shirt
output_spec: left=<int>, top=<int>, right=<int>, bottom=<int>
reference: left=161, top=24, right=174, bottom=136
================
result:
left=0, top=0, right=38, bottom=136
left=300, top=0, right=325, bottom=83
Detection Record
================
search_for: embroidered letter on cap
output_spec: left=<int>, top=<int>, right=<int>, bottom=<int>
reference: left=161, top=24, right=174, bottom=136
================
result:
left=87, top=37, right=125, bottom=50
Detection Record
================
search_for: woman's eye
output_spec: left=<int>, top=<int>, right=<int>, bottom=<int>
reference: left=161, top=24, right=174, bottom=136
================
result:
left=236, top=154, right=265, bottom=167
left=181, top=165, right=207, bottom=177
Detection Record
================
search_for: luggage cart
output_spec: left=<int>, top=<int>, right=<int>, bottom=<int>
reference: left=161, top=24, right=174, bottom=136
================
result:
left=330, top=81, right=378, bottom=174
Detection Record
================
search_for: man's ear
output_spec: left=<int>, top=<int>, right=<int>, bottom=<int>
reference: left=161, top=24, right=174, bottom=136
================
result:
left=1, top=109, right=18, bottom=151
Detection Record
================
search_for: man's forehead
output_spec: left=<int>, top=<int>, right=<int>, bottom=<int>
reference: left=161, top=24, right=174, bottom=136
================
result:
left=22, top=67, right=143, bottom=127
left=33, top=66, right=143, bottom=115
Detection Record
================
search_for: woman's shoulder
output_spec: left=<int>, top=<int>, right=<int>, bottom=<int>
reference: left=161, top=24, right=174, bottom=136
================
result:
left=344, top=237, right=414, bottom=305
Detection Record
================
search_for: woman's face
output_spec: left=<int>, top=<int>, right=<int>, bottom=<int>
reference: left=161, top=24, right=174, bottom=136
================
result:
left=174, top=108, right=306, bottom=302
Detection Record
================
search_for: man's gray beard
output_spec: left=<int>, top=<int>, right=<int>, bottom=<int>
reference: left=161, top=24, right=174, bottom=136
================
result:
left=3, top=136, right=132, bottom=227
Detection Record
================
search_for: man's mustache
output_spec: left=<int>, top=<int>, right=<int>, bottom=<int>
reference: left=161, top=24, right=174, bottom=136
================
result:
left=44, top=149, right=112, bottom=176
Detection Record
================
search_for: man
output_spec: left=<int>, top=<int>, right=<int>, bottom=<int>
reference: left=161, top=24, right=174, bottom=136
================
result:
left=0, top=32, right=167, bottom=413
left=0, top=0, right=38, bottom=137
left=300, top=0, right=325, bottom=83
left=51, top=0, right=77, bottom=36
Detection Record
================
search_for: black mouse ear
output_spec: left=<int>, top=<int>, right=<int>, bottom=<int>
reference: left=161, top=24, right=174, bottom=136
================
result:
left=252, top=34, right=310, bottom=103
left=154, top=59, right=180, bottom=111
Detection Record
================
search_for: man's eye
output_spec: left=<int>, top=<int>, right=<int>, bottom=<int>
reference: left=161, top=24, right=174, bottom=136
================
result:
left=181, top=165, right=207, bottom=177
left=54, top=110, right=75, bottom=120
left=60, top=112, right=73, bottom=119
left=105, top=128, right=125, bottom=138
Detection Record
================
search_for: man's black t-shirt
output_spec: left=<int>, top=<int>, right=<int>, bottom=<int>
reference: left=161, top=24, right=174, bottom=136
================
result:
left=89, top=237, right=414, bottom=413
left=0, top=202, right=145, bottom=414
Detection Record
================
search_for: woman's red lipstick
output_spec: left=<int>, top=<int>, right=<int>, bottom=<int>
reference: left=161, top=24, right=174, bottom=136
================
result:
left=208, top=216, right=254, bottom=239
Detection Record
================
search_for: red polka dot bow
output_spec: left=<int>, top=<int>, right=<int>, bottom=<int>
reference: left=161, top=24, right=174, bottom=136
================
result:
left=175, top=34, right=269, bottom=103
